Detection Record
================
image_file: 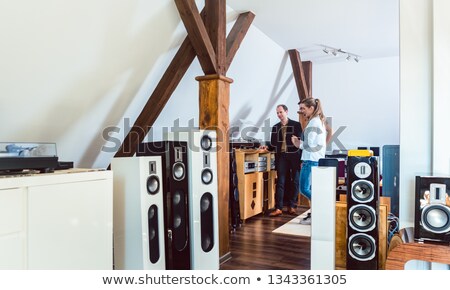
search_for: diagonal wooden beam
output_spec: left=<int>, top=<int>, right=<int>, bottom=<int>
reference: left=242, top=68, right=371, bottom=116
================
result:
left=114, top=9, right=208, bottom=158
left=302, top=61, right=312, bottom=98
left=175, top=0, right=217, bottom=74
left=204, top=0, right=226, bottom=75
left=114, top=37, right=197, bottom=158
left=288, top=49, right=309, bottom=101
left=225, top=12, right=255, bottom=73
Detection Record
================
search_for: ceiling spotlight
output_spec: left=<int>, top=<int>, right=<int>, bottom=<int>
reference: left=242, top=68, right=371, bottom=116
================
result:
left=318, top=44, right=360, bottom=63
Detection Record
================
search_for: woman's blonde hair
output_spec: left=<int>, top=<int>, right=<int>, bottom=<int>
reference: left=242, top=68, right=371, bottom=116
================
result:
left=299, top=98, right=325, bottom=123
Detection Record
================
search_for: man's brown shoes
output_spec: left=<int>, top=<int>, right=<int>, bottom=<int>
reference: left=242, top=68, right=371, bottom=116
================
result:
left=287, top=207, right=297, bottom=215
left=269, top=208, right=282, bottom=217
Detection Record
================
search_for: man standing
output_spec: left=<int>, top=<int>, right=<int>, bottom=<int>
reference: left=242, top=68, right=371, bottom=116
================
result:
left=268, top=104, right=302, bottom=217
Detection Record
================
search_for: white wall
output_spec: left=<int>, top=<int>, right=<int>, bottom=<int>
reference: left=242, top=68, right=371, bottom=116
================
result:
left=146, top=23, right=296, bottom=145
left=433, top=0, right=450, bottom=176
left=399, top=0, right=433, bottom=228
left=304, top=57, right=400, bottom=152
left=400, top=0, right=450, bottom=269
left=0, top=0, right=186, bottom=168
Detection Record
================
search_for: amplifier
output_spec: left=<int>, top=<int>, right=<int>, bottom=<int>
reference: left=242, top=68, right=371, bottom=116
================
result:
left=244, top=161, right=257, bottom=173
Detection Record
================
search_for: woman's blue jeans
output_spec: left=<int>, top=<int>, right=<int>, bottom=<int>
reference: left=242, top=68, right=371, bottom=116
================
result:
left=299, top=160, right=318, bottom=201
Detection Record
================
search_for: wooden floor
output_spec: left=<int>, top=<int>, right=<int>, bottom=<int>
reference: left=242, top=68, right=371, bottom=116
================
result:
left=220, top=207, right=311, bottom=270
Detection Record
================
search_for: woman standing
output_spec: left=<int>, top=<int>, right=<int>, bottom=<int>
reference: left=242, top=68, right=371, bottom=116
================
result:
left=292, top=98, right=327, bottom=225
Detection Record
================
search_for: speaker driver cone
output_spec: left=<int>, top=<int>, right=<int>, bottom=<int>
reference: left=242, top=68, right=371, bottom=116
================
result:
left=421, top=204, right=450, bottom=234
left=172, top=162, right=185, bottom=181
left=200, top=195, right=211, bottom=212
left=146, top=175, right=160, bottom=195
left=201, top=168, right=213, bottom=185
left=233, top=188, right=239, bottom=201
left=202, top=235, right=212, bottom=252
left=351, top=180, right=374, bottom=203
left=232, top=174, right=238, bottom=186
left=349, top=205, right=376, bottom=232
left=200, top=135, right=212, bottom=151
left=348, top=233, right=376, bottom=261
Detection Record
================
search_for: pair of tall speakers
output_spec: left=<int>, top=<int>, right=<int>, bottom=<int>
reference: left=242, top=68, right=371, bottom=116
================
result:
left=414, top=176, right=450, bottom=243
left=167, top=130, right=219, bottom=269
left=137, top=141, right=191, bottom=270
left=111, top=156, right=165, bottom=269
left=346, top=154, right=380, bottom=269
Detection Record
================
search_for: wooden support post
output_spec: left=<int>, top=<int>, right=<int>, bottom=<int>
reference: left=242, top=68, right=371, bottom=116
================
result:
left=196, top=74, right=233, bottom=258
left=288, top=50, right=312, bottom=131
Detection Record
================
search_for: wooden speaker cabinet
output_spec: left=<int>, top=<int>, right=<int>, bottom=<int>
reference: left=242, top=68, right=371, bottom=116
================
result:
left=239, top=172, right=262, bottom=220
left=234, top=149, right=276, bottom=221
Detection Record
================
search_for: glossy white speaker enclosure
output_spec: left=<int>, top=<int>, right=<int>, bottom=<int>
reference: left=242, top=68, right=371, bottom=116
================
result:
left=111, top=156, right=165, bottom=270
left=167, top=129, right=219, bottom=270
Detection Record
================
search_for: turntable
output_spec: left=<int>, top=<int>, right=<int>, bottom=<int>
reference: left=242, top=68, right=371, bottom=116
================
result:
left=0, top=142, right=59, bottom=173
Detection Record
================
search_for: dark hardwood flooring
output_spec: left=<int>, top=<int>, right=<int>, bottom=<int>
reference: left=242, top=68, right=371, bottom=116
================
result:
left=220, top=207, right=311, bottom=270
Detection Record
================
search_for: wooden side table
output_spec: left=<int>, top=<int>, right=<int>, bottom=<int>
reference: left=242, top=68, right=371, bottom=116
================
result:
left=385, top=242, right=450, bottom=270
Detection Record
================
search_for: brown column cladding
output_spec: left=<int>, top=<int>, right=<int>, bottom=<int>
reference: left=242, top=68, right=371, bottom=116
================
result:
left=196, top=74, right=233, bottom=257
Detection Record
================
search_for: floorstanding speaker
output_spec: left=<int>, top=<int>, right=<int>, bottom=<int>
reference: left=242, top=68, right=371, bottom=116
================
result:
left=229, top=148, right=241, bottom=230
left=137, top=141, right=191, bottom=270
left=111, top=156, right=165, bottom=269
left=311, top=167, right=336, bottom=269
left=167, top=130, right=219, bottom=269
left=346, top=155, right=380, bottom=270
left=414, top=176, right=450, bottom=243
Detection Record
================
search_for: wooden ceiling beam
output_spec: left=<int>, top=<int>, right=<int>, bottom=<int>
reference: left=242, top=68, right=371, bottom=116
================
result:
left=288, top=49, right=309, bottom=101
left=204, top=0, right=226, bottom=75
left=114, top=33, right=197, bottom=157
left=114, top=8, right=209, bottom=158
left=302, top=61, right=312, bottom=98
left=175, top=0, right=217, bottom=74
left=225, top=12, right=255, bottom=73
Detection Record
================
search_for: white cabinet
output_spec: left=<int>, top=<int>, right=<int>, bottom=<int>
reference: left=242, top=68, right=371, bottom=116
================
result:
left=0, top=169, right=113, bottom=269
left=0, top=188, right=26, bottom=269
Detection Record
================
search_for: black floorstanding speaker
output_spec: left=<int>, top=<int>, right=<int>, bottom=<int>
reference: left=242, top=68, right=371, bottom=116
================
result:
left=414, top=176, right=450, bottom=244
left=167, top=130, right=219, bottom=269
left=137, top=141, right=191, bottom=270
left=229, top=148, right=241, bottom=230
left=346, top=155, right=380, bottom=270
left=111, top=156, right=166, bottom=269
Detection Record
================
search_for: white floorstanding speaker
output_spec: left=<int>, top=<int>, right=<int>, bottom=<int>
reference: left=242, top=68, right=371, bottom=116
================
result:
left=167, top=129, right=219, bottom=270
left=111, top=156, right=166, bottom=270
left=311, top=166, right=336, bottom=270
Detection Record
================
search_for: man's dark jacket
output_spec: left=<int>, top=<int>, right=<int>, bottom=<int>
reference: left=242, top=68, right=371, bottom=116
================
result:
left=270, top=118, right=302, bottom=168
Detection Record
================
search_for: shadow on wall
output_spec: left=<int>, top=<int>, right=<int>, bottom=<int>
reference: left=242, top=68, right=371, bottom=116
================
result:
left=65, top=2, right=180, bottom=168
left=230, top=52, right=294, bottom=140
